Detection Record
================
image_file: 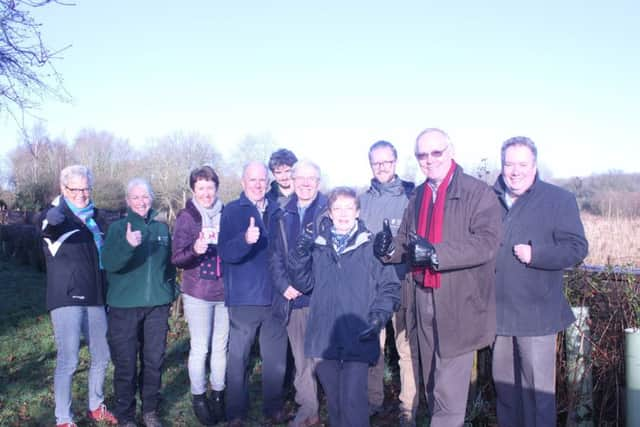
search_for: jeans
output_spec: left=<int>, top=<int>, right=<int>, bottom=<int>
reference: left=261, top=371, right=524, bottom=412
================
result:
left=107, top=304, right=170, bottom=423
left=182, top=294, right=229, bottom=394
left=51, top=305, right=110, bottom=425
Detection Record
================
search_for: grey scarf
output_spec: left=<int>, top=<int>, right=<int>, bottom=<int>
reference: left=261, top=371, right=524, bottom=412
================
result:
left=193, top=198, right=223, bottom=228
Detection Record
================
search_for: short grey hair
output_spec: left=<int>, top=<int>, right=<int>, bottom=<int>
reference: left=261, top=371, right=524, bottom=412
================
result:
left=126, top=178, right=154, bottom=200
left=60, top=165, right=93, bottom=188
left=501, top=136, right=538, bottom=165
left=291, top=159, right=321, bottom=179
left=241, top=161, right=268, bottom=179
left=414, top=128, right=451, bottom=154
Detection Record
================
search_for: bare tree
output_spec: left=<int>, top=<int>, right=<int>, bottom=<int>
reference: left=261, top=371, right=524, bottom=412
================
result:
left=225, top=132, right=277, bottom=179
left=8, top=122, right=70, bottom=209
left=0, top=0, right=70, bottom=126
left=140, top=131, right=223, bottom=224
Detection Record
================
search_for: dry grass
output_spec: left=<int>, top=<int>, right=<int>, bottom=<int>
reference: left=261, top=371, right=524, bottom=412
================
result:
left=581, top=212, right=640, bottom=267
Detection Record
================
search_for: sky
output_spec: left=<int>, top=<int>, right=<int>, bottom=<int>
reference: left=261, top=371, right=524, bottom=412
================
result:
left=1, top=0, right=638, bottom=187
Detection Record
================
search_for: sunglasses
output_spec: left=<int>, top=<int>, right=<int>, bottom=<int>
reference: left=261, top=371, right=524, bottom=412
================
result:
left=415, top=145, right=449, bottom=161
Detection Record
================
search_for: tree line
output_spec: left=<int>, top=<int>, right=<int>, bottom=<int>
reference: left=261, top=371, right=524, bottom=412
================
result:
left=0, top=125, right=279, bottom=223
left=2, top=125, right=638, bottom=221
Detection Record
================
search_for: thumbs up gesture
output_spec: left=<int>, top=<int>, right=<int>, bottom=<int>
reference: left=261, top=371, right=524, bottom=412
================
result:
left=126, top=222, right=142, bottom=247
left=373, top=218, right=394, bottom=258
left=193, top=231, right=208, bottom=255
left=245, top=216, right=260, bottom=244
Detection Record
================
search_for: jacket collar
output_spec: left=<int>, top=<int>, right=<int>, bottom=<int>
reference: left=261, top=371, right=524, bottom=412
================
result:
left=315, top=218, right=371, bottom=254
left=283, top=192, right=327, bottom=215
left=126, top=207, right=157, bottom=225
left=493, top=173, right=540, bottom=200
left=368, top=176, right=405, bottom=196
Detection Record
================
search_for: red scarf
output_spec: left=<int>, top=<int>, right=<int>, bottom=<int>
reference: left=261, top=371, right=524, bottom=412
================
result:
left=413, top=161, right=457, bottom=288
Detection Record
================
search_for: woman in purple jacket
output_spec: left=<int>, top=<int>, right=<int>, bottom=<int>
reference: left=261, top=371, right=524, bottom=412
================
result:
left=171, top=166, right=227, bottom=426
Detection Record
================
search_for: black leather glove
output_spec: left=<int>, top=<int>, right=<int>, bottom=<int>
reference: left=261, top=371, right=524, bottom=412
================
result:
left=46, top=204, right=66, bottom=226
left=408, top=232, right=439, bottom=268
left=373, top=218, right=395, bottom=258
left=358, top=312, right=387, bottom=341
left=294, top=228, right=314, bottom=258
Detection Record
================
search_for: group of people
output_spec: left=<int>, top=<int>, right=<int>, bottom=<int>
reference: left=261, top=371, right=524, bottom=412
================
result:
left=42, top=127, right=588, bottom=427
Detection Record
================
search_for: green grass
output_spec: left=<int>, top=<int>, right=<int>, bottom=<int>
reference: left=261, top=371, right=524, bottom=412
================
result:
left=0, top=259, right=494, bottom=426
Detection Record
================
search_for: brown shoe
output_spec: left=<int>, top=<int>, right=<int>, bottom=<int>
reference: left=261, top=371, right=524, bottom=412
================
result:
left=288, top=415, right=321, bottom=427
left=227, top=419, right=244, bottom=427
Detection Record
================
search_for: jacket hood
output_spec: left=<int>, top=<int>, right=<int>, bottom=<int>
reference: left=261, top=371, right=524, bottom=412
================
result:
left=315, top=217, right=371, bottom=255
left=369, top=176, right=406, bottom=197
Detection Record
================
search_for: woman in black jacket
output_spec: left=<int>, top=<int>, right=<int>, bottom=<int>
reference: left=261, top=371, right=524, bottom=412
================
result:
left=289, top=187, right=400, bottom=427
left=41, top=165, right=116, bottom=427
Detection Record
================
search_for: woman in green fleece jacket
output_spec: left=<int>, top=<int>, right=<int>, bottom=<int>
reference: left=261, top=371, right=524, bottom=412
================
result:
left=101, top=178, right=177, bottom=427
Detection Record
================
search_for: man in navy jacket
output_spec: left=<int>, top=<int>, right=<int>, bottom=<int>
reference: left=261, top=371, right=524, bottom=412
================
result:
left=218, top=161, right=289, bottom=426
left=492, top=136, right=588, bottom=427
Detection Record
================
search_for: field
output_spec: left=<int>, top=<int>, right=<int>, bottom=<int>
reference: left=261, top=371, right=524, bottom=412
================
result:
left=0, top=259, right=434, bottom=427
left=0, top=212, right=636, bottom=426
left=581, top=213, right=640, bottom=267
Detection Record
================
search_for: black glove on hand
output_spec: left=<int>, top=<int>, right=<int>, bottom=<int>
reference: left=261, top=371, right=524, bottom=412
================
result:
left=294, top=229, right=314, bottom=258
left=408, top=232, right=439, bottom=268
left=46, top=204, right=66, bottom=226
left=373, top=218, right=395, bottom=258
left=358, top=312, right=387, bottom=342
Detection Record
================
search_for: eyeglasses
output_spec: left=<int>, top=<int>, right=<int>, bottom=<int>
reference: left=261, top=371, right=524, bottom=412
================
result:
left=415, top=145, right=449, bottom=161
left=370, top=160, right=396, bottom=169
left=65, top=186, right=91, bottom=194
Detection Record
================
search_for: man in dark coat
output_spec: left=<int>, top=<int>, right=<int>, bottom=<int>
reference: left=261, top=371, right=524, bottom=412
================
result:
left=269, top=160, right=327, bottom=427
left=374, top=128, right=502, bottom=426
left=492, top=136, right=588, bottom=427
left=218, top=161, right=289, bottom=426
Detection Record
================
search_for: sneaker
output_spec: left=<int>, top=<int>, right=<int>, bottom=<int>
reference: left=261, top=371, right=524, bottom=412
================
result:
left=143, top=411, right=164, bottom=427
left=56, top=423, right=78, bottom=427
left=87, top=403, right=118, bottom=425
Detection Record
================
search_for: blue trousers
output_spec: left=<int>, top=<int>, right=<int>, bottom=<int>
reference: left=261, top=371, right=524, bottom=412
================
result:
left=225, top=305, right=288, bottom=421
left=51, top=305, right=110, bottom=425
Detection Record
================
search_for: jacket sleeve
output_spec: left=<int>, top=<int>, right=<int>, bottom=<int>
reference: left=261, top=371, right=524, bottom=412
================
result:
left=287, top=246, right=314, bottom=293
left=217, top=207, right=254, bottom=264
left=171, top=211, right=200, bottom=268
left=369, top=255, right=401, bottom=321
left=268, top=215, right=290, bottom=295
left=529, top=192, right=588, bottom=270
left=435, top=184, right=502, bottom=271
left=101, top=220, right=136, bottom=273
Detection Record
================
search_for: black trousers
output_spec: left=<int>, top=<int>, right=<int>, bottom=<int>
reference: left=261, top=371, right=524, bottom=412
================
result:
left=225, top=305, right=288, bottom=420
left=107, top=304, right=170, bottom=423
left=316, top=359, right=369, bottom=427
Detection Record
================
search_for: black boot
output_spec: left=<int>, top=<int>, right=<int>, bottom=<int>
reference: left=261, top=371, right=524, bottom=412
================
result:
left=192, top=393, right=216, bottom=426
left=209, top=390, right=225, bottom=423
